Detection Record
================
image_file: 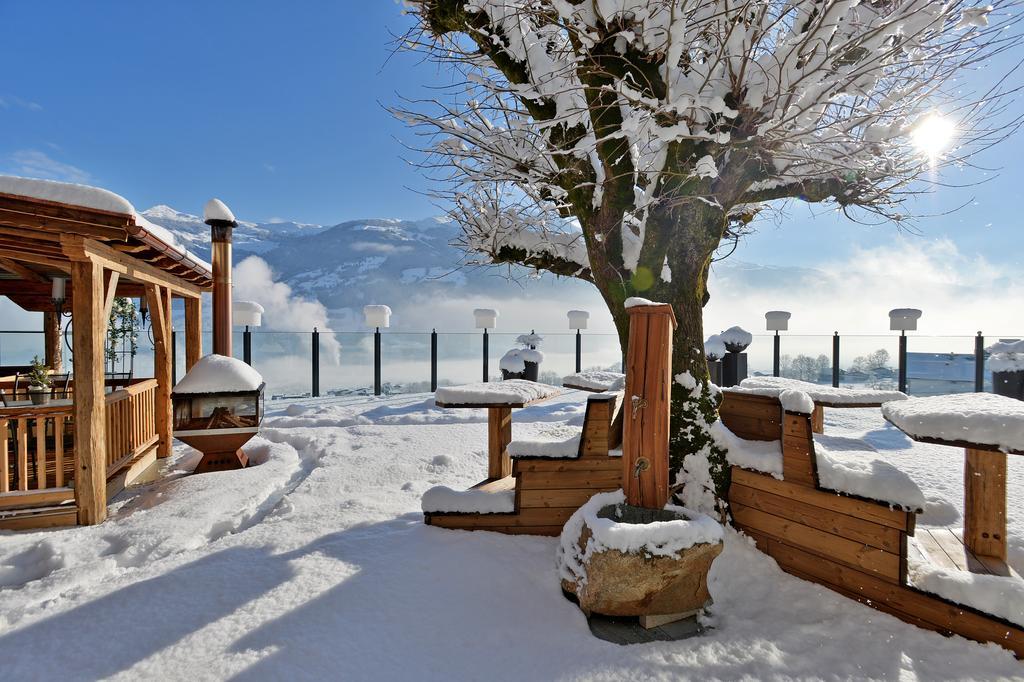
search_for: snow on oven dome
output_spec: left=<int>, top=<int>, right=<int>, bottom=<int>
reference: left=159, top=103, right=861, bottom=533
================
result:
left=174, top=354, right=264, bottom=394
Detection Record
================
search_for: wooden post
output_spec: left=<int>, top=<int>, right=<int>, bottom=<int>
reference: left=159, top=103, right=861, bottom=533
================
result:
left=184, top=296, right=202, bottom=371
left=622, top=303, right=677, bottom=509
left=70, top=259, right=107, bottom=525
left=146, top=284, right=174, bottom=458
left=43, top=311, right=62, bottom=371
left=963, top=448, right=1007, bottom=560
left=487, top=406, right=512, bottom=479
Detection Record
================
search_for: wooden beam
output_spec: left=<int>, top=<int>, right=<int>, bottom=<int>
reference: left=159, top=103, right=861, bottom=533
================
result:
left=0, top=193, right=133, bottom=228
left=146, top=284, right=174, bottom=458
left=101, top=270, right=120, bottom=335
left=185, top=296, right=202, bottom=371
left=62, top=235, right=206, bottom=297
left=0, top=209, right=126, bottom=240
left=70, top=259, right=107, bottom=525
left=0, top=256, right=47, bottom=282
left=0, top=249, right=70, bottom=272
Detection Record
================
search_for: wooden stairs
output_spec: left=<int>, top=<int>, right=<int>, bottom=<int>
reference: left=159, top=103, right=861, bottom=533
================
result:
left=424, top=392, right=624, bottom=536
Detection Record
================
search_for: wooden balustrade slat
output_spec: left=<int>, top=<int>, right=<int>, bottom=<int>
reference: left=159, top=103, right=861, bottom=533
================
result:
left=55, top=415, right=64, bottom=488
left=16, top=418, right=28, bottom=492
left=1, top=420, right=8, bottom=493
left=35, top=417, right=46, bottom=490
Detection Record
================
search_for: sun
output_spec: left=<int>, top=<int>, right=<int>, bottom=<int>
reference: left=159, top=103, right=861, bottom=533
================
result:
left=910, top=114, right=957, bottom=161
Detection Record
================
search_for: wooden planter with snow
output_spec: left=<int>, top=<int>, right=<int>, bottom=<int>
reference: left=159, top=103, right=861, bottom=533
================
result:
left=558, top=491, right=723, bottom=625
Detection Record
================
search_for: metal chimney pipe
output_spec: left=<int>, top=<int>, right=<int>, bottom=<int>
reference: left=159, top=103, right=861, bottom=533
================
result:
left=204, top=199, right=238, bottom=357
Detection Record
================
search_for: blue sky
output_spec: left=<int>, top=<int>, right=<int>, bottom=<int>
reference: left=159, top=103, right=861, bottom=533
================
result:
left=1, top=1, right=1021, bottom=272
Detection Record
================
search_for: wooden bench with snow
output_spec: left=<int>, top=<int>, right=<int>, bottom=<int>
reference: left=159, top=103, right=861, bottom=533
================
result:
left=423, top=389, right=624, bottom=536
left=719, top=388, right=1024, bottom=657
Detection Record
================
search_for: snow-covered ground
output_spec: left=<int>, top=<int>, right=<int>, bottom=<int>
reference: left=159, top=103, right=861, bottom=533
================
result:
left=1, top=392, right=1022, bottom=680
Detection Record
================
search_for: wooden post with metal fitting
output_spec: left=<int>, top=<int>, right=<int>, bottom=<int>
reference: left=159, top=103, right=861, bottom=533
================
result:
left=622, top=301, right=677, bottom=509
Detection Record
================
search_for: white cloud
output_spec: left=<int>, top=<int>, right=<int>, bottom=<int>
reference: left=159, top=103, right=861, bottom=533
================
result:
left=5, top=149, right=90, bottom=183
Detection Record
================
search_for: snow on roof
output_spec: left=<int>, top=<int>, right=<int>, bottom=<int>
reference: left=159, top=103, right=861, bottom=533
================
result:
left=203, top=198, right=236, bottom=224
left=434, top=379, right=561, bottom=406
left=739, top=377, right=908, bottom=406
left=0, top=174, right=212, bottom=275
left=882, top=393, right=1024, bottom=453
left=0, top=174, right=134, bottom=214
left=173, top=354, right=264, bottom=394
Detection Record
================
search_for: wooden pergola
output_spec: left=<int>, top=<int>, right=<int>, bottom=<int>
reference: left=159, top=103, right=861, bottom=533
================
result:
left=0, top=183, right=212, bottom=527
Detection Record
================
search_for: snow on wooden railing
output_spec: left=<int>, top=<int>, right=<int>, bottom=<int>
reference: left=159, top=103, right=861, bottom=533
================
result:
left=104, top=379, right=157, bottom=475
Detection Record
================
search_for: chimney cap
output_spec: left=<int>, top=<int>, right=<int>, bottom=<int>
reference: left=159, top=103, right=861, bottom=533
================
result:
left=203, top=198, right=237, bottom=226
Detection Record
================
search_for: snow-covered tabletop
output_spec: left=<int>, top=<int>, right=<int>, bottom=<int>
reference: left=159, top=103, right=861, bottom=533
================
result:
left=562, top=370, right=625, bottom=393
left=882, top=393, right=1024, bottom=454
left=434, top=380, right=562, bottom=407
left=738, top=376, right=907, bottom=407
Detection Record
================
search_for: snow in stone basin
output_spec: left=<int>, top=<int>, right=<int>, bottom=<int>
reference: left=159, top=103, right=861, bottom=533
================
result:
left=434, top=379, right=561, bottom=405
left=710, top=420, right=782, bottom=478
left=421, top=485, right=514, bottom=514
left=173, top=354, right=263, bottom=393
left=557, top=490, right=724, bottom=586
left=723, top=385, right=815, bottom=414
left=562, top=370, right=624, bottom=391
left=740, top=376, right=908, bottom=405
left=1, top=393, right=1023, bottom=678
left=883, top=392, right=1024, bottom=453
left=814, top=433, right=926, bottom=511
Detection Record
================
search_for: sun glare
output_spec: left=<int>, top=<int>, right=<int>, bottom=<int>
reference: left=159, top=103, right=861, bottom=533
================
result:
left=910, top=114, right=956, bottom=160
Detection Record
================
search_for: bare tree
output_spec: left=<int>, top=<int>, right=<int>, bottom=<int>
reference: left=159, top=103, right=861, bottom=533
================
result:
left=397, top=0, right=1023, bottom=514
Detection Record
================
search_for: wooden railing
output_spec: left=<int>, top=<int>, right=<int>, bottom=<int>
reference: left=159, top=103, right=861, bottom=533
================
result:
left=0, top=403, right=74, bottom=495
left=104, top=379, right=158, bottom=476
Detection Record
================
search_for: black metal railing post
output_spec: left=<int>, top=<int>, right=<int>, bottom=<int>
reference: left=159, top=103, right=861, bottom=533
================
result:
left=243, top=326, right=253, bottom=366
left=171, top=329, right=177, bottom=385
left=312, top=328, right=320, bottom=397
left=575, top=329, right=582, bottom=373
left=431, top=329, right=438, bottom=392
left=773, top=331, right=781, bottom=377
left=832, top=332, right=840, bottom=388
left=898, top=331, right=908, bottom=393
left=482, top=328, right=489, bottom=382
left=374, top=327, right=382, bottom=396
left=975, top=331, right=985, bottom=392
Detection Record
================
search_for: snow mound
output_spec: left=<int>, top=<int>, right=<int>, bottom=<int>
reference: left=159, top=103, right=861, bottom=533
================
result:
left=882, top=393, right=1024, bottom=453
left=624, top=296, right=665, bottom=308
left=740, top=376, right=907, bottom=405
left=173, top=354, right=264, bottom=394
left=563, top=370, right=624, bottom=391
left=557, top=490, right=724, bottom=585
left=508, top=433, right=581, bottom=459
left=421, top=485, right=514, bottom=514
left=499, top=348, right=544, bottom=373
left=724, top=385, right=815, bottom=414
left=711, top=421, right=782, bottom=478
left=909, top=543, right=1024, bottom=627
left=203, top=198, right=236, bottom=224
left=814, top=434, right=925, bottom=511
left=434, top=380, right=561, bottom=406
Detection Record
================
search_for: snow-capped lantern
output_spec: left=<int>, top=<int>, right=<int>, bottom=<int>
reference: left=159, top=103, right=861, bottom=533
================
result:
left=500, top=332, right=544, bottom=382
left=889, top=308, right=922, bottom=332
left=719, top=326, right=752, bottom=387
left=765, top=310, right=791, bottom=332
left=172, top=354, right=265, bottom=474
left=363, top=305, right=391, bottom=329
left=234, top=301, right=264, bottom=328
left=473, top=308, right=498, bottom=329
left=567, top=310, right=589, bottom=331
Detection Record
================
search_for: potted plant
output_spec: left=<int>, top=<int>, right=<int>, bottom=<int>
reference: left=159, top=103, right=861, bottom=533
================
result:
left=499, top=332, right=544, bottom=381
left=26, top=355, right=51, bottom=405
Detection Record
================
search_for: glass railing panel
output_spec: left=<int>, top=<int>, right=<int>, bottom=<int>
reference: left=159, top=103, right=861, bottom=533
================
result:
left=319, top=331, right=373, bottom=396
left=0, top=331, right=46, bottom=370
left=380, top=332, right=432, bottom=394
left=436, top=332, right=484, bottom=387
left=905, top=335, right=978, bottom=396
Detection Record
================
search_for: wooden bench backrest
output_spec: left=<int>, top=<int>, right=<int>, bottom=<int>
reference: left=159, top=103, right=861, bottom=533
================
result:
left=720, top=391, right=819, bottom=487
left=578, top=391, right=624, bottom=459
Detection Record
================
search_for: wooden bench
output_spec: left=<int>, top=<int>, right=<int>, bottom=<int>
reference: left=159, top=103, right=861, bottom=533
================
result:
left=423, top=392, right=624, bottom=536
left=720, top=390, right=1024, bottom=658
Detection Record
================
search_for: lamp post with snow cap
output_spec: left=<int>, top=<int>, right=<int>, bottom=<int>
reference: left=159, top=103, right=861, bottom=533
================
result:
left=474, top=308, right=498, bottom=382
left=765, top=311, right=791, bottom=378
left=568, top=310, right=589, bottom=373
left=204, top=198, right=238, bottom=357
left=234, top=301, right=264, bottom=367
left=889, top=308, right=922, bottom=393
left=365, top=305, right=391, bottom=396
